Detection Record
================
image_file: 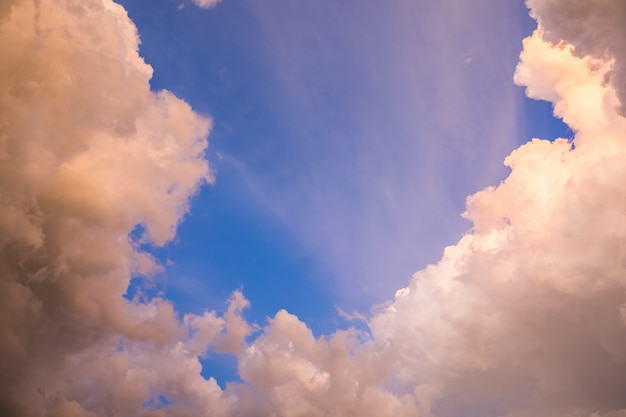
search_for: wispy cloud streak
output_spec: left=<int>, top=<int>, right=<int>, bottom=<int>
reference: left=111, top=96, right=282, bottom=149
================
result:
left=226, top=0, right=525, bottom=306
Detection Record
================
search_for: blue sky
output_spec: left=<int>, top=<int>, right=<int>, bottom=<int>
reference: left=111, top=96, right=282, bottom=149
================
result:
left=117, top=0, right=566, bottom=328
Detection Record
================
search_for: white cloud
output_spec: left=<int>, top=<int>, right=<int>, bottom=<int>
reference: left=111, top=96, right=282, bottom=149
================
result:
left=190, top=0, right=222, bottom=9
left=3, top=0, right=626, bottom=416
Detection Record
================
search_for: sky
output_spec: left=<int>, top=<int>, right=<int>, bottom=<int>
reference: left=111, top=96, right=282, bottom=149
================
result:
left=2, top=0, right=626, bottom=416
left=117, top=0, right=567, bottom=317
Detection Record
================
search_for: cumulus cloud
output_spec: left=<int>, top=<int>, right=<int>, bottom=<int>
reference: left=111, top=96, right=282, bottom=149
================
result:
left=229, top=5, right=626, bottom=414
left=0, top=0, right=216, bottom=415
left=526, top=0, right=626, bottom=114
left=3, top=0, right=626, bottom=416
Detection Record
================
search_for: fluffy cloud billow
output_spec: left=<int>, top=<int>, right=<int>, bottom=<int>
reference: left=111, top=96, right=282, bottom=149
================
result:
left=2, top=0, right=626, bottom=416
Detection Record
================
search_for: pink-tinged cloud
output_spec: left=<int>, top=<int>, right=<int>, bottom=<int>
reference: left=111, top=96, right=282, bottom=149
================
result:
left=3, top=0, right=626, bottom=416
left=0, top=0, right=213, bottom=415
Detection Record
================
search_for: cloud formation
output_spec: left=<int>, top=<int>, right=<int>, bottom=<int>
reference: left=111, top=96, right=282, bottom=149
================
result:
left=232, top=0, right=524, bottom=307
left=3, top=0, right=626, bottom=416
left=527, top=0, right=626, bottom=114
left=0, top=0, right=215, bottom=415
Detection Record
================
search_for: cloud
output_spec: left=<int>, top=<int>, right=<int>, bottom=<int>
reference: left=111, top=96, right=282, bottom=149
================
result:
left=224, top=0, right=524, bottom=307
left=526, top=0, right=626, bottom=114
left=0, top=0, right=214, bottom=415
left=190, top=0, right=222, bottom=9
left=3, top=0, right=626, bottom=416
left=226, top=23, right=626, bottom=415
left=362, top=23, right=626, bottom=414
